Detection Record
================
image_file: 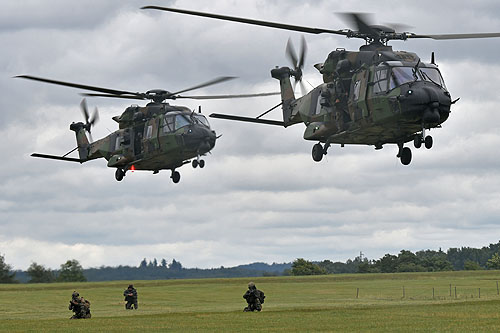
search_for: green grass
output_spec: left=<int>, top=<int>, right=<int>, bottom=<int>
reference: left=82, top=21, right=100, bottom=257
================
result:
left=2, top=271, right=500, bottom=332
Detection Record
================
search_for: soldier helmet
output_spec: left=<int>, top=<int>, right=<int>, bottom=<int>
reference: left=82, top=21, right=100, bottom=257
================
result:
left=128, top=284, right=133, bottom=289
left=72, top=291, right=79, bottom=298
left=248, top=282, right=255, bottom=288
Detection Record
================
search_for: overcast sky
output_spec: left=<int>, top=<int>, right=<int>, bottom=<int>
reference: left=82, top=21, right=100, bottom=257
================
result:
left=1, top=0, right=500, bottom=270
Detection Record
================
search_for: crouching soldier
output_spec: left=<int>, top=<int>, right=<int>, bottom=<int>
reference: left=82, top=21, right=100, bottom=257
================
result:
left=69, top=291, right=91, bottom=319
left=243, top=282, right=265, bottom=312
left=124, top=284, right=138, bottom=309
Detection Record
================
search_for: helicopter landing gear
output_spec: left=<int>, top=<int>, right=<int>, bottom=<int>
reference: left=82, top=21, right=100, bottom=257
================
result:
left=171, top=170, right=181, bottom=184
left=413, top=134, right=422, bottom=149
left=397, top=143, right=412, bottom=165
left=312, top=143, right=325, bottom=162
left=424, top=135, right=433, bottom=149
left=413, top=133, right=433, bottom=149
left=192, top=157, right=206, bottom=168
left=115, top=168, right=125, bottom=181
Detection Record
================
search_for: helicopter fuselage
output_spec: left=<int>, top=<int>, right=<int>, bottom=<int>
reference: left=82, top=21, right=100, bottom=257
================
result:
left=71, top=102, right=216, bottom=181
left=271, top=45, right=452, bottom=164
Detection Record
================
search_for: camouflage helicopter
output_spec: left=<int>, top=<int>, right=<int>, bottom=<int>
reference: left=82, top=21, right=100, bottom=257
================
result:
left=142, top=6, right=500, bottom=165
left=16, top=75, right=277, bottom=182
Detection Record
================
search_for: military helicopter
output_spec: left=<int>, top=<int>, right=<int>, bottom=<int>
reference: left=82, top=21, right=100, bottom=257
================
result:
left=142, top=6, right=500, bottom=165
left=16, top=75, right=277, bottom=182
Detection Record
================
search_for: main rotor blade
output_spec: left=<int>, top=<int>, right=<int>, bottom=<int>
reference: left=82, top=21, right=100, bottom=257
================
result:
left=340, top=13, right=379, bottom=38
left=142, top=6, right=349, bottom=36
left=31, top=153, right=84, bottom=163
left=80, top=93, right=146, bottom=100
left=168, top=76, right=236, bottom=96
left=173, top=92, right=280, bottom=100
left=15, top=75, right=142, bottom=97
left=410, top=32, right=500, bottom=40
left=210, top=113, right=285, bottom=126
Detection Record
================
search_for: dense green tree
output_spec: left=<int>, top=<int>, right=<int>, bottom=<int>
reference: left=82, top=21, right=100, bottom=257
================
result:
left=416, top=250, right=453, bottom=272
left=27, top=262, right=55, bottom=283
left=291, top=258, right=327, bottom=276
left=0, top=254, right=18, bottom=283
left=376, top=254, right=398, bottom=273
left=57, top=259, right=86, bottom=282
left=358, top=260, right=379, bottom=273
left=161, top=258, right=167, bottom=267
left=169, top=259, right=182, bottom=271
left=487, top=253, right=500, bottom=269
left=464, top=260, right=482, bottom=270
left=139, top=258, right=147, bottom=269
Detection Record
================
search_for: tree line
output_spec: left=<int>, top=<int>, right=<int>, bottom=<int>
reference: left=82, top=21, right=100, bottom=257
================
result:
left=1, top=241, right=500, bottom=283
left=290, top=241, right=500, bottom=276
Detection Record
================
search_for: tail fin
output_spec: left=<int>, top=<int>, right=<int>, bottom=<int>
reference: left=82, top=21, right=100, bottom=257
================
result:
left=271, top=67, right=298, bottom=127
left=69, top=122, right=89, bottom=160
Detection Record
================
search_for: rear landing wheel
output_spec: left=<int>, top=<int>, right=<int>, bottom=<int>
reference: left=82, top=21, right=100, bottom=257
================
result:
left=115, top=168, right=125, bottom=181
left=312, top=143, right=324, bottom=162
left=414, top=134, right=422, bottom=149
left=199, top=160, right=205, bottom=168
left=192, top=160, right=198, bottom=168
left=171, top=171, right=181, bottom=184
left=424, top=135, right=433, bottom=149
left=400, top=147, right=412, bottom=165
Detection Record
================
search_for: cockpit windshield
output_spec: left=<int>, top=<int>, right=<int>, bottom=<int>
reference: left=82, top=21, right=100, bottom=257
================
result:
left=193, top=114, right=210, bottom=128
left=175, top=114, right=191, bottom=130
left=389, top=66, right=446, bottom=90
left=419, top=68, right=446, bottom=88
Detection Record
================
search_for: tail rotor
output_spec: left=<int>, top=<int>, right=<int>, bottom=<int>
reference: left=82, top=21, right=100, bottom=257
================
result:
left=286, top=36, right=308, bottom=96
left=80, top=98, right=99, bottom=142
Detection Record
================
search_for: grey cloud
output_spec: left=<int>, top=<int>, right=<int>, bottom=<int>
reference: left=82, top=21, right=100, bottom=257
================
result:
left=1, top=0, right=500, bottom=270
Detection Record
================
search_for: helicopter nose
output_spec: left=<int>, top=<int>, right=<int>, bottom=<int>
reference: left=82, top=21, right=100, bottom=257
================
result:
left=398, top=82, right=451, bottom=124
left=185, top=126, right=217, bottom=154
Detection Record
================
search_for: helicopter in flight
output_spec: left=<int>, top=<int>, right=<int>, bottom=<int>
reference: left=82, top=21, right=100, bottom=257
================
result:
left=16, top=75, right=277, bottom=182
left=142, top=6, right=500, bottom=165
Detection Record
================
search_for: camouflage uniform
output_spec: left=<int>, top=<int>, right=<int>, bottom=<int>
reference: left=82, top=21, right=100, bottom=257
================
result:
left=80, top=297, right=91, bottom=318
left=68, top=291, right=91, bottom=319
left=123, top=285, right=138, bottom=309
left=243, top=282, right=265, bottom=312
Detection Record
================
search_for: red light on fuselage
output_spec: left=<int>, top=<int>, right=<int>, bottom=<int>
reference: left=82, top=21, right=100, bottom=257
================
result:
left=130, top=165, right=135, bottom=172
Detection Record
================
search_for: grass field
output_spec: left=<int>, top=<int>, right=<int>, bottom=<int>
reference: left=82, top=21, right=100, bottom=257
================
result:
left=2, top=270, right=500, bottom=332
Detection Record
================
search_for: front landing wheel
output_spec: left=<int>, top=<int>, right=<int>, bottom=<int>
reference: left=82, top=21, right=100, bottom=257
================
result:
left=312, top=143, right=324, bottom=162
left=115, top=168, right=125, bottom=181
left=400, top=147, right=412, bottom=165
left=171, top=171, right=181, bottom=184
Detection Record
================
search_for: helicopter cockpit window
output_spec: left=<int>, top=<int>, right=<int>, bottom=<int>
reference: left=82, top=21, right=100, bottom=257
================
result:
left=193, top=114, right=210, bottom=128
left=175, top=115, right=191, bottom=130
left=373, top=68, right=389, bottom=94
left=162, top=115, right=175, bottom=133
left=419, top=68, right=446, bottom=89
left=390, top=67, right=415, bottom=88
left=389, top=66, right=446, bottom=90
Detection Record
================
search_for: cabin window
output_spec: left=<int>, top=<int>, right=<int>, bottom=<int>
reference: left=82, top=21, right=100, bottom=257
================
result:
left=145, top=125, right=153, bottom=139
left=352, top=80, right=361, bottom=101
left=372, top=68, right=388, bottom=94
left=162, top=115, right=175, bottom=133
left=115, top=136, right=123, bottom=151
